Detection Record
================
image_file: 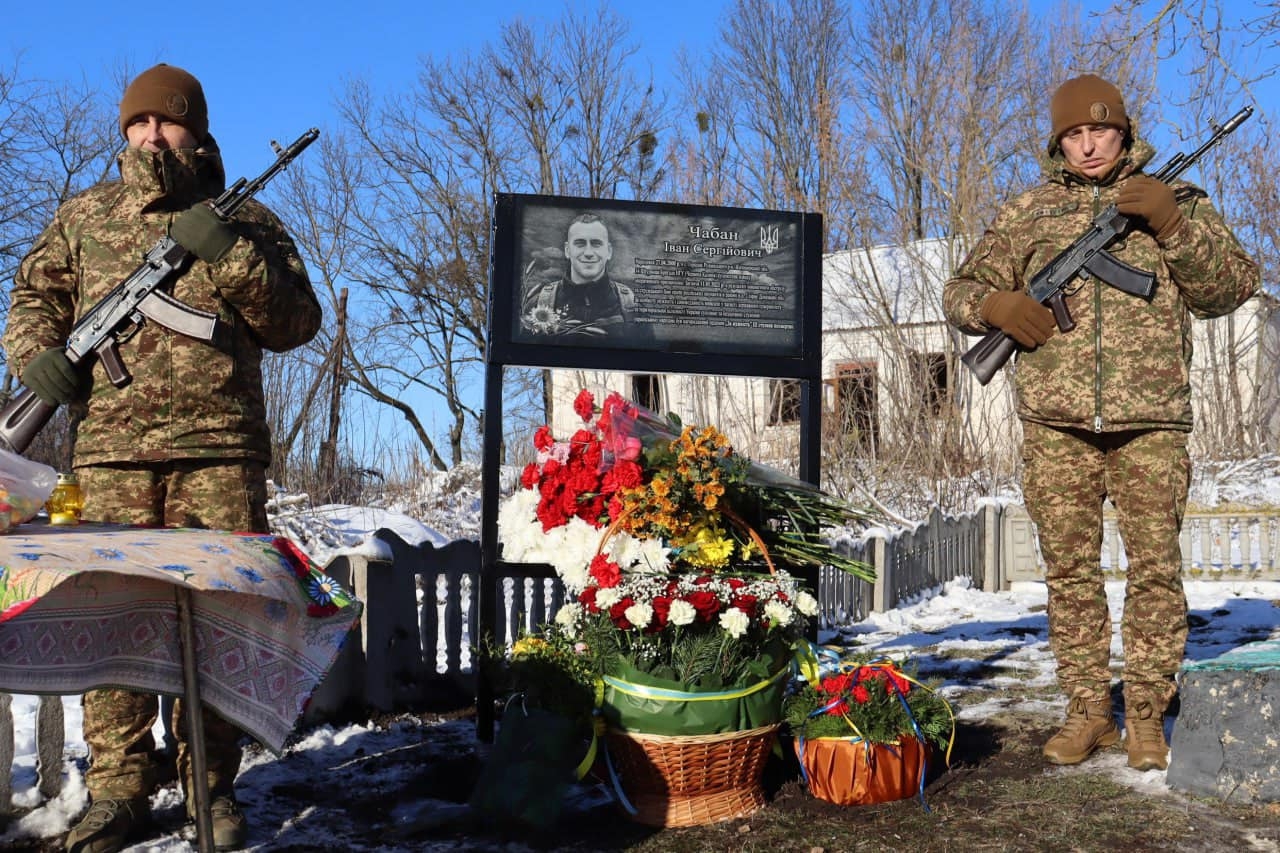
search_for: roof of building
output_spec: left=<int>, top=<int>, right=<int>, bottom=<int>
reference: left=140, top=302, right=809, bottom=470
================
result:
left=821, top=236, right=965, bottom=330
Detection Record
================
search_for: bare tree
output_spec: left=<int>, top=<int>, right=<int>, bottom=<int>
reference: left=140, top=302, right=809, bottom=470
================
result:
left=1082, top=0, right=1277, bottom=459
left=682, top=0, right=856, bottom=249
left=0, top=61, right=119, bottom=470
left=316, top=6, right=663, bottom=469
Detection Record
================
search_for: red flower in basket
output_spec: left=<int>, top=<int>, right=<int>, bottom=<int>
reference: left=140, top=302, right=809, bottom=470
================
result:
left=784, top=657, right=955, bottom=806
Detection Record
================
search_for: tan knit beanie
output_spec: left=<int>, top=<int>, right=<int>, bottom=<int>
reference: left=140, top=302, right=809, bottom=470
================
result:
left=118, top=64, right=209, bottom=141
left=1048, top=74, right=1128, bottom=153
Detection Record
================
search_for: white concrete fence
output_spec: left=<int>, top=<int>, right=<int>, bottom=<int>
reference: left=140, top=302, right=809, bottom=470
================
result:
left=304, top=504, right=1280, bottom=720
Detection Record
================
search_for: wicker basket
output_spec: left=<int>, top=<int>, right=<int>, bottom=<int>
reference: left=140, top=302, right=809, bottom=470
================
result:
left=604, top=723, right=779, bottom=827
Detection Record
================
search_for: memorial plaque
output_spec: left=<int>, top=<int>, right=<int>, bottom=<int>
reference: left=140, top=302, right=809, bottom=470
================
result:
left=489, top=193, right=819, bottom=375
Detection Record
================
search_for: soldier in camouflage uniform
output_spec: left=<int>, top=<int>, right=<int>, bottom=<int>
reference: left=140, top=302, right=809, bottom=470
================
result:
left=943, top=75, right=1258, bottom=772
left=3, top=64, right=321, bottom=851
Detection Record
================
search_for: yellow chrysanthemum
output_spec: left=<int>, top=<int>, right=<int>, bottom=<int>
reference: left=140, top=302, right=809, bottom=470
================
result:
left=681, top=525, right=735, bottom=567
left=512, top=637, right=547, bottom=657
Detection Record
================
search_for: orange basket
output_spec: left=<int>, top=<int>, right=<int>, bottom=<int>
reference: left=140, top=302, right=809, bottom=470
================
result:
left=794, top=735, right=931, bottom=806
left=604, top=723, right=779, bottom=827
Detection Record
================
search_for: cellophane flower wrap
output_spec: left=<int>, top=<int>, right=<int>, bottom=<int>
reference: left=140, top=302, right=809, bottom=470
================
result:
left=498, top=389, right=873, bottom=736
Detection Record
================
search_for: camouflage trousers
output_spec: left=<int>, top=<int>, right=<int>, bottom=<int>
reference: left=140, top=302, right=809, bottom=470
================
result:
left=1022, top=422, right=1190, bottom=711
left=75, top=460, right=269, bottom=801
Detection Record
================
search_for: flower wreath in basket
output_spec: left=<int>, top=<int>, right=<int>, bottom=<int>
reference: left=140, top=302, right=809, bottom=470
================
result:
left=784, top=654, right=956, bottom=808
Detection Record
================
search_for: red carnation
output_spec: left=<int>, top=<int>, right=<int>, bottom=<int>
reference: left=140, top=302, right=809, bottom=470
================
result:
left=609, top=597, right=636, bottom=629
left=569, top=466, right=600, bottom=495
left=534, top=425, right=555, bottom=452
left=588, top=554, right=622, bottom=588
left=601, top=459, right=643, bottom=494
left=820, top=672, right=854, bottom=696
left=885, top=669, right=911, bottom=696
left=573, top=389, right=595, bottom=422
left=576, top=494, right=606, bottom=525
left=520, top=462, right=540, bottom=490
left=651, top=595, right=673, bottom=628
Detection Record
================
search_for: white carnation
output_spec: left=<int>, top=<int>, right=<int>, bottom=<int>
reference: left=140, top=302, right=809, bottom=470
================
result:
left=605, top=532, right=670, bottom=573
left=554, top=603, right=582, bottom=633
left=795, top=591, right=819, bottom=617
left=596, top=587, right=622, bottom=609
left=667, top=599, right=697, bottom=626
left=545, top=516, right=603, bottom=592
left=624, top=602, right=653, bottom=629
left=764, top=600, right=793, bottom=627
left=634, top=536, right=672, bottom=572
left=719, top=607, right=750, bottom=638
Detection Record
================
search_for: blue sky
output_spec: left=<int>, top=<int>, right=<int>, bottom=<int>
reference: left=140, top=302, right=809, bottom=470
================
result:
left=4, top=0, right=723, bottom=173
left=7, top=0, right=1270, bottom=460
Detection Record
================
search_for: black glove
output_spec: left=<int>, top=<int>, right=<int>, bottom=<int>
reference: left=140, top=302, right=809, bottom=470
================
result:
left=170, top=203, right=238, bottom=264
left=980, top=291, right=1056, bottom=348
left=1116, top=176, right=1184, bottom=241
left=23, top=348, right=79, bottom=406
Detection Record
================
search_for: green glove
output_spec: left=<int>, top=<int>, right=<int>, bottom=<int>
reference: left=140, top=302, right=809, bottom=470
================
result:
left=23, top=348, right=79, bottom=406
left=1116, top=175, right=1184, bottom=241
left=170, top=203, right=238, bottom=264
left=980, top=291, right=1056, bottom=348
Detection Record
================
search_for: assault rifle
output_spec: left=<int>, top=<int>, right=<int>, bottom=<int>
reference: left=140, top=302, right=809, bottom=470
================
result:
left=0, top=128, right=320, bottom=453
left=960, top=106, right=1253, bottom=386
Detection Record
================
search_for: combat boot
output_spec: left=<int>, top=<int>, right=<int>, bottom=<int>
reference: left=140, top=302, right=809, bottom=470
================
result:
left=1125, top=699, right=1169, bottom=770
left=190, top=795, right=248, bottom=851
left=1042, top=693, right=1120, bottom=765
left=65, top=797, right=150, bottom=853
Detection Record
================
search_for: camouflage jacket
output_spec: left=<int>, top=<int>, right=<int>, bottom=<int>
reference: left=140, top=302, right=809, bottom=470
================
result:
left=3, top=140, right=321, bottom=465
left=524, top=275, right=637, bottom=327
left=943, top=136, right=1259, bottom=433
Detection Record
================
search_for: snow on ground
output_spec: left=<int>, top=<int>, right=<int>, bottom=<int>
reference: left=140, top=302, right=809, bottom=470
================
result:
left=5, top=575, right=1277, bottom=851
left=3, top=457, right=1279, bottom=849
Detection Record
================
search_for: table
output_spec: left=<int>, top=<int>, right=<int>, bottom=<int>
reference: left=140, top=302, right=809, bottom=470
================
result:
left=0, top=522, right=362, bottom=849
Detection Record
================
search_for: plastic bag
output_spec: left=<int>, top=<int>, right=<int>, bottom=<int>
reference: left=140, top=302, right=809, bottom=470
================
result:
left=0, top=447, right=57, bottom=533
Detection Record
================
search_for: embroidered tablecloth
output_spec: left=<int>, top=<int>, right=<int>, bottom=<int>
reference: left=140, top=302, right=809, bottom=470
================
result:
left=0, top=522, right=362, bottom=752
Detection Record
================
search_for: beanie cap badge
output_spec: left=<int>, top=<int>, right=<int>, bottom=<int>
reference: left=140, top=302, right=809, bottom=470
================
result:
left=1089, top=102, right=1110, bottom=122
left=165, top=93, right=190, bottom=118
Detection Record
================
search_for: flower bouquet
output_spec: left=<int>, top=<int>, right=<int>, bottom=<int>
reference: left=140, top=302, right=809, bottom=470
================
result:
left=783, top=656, right=954, bottom=807
left=498, top=388, right=874, bottom=826
left=471, top=632, right=599, bottom=831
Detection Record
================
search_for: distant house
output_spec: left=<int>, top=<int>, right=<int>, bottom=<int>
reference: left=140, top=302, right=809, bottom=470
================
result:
left=548, top=236, right=1279, bottom=471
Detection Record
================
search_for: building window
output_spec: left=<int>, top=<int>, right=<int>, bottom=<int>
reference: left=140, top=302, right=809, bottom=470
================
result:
left=908, top=351, right=949, bottom=416
left=768, top=379, right=801, bottom=425
left=631, top=374, right=663, bottom=412
left=833, top=362, right=878, bottom=452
